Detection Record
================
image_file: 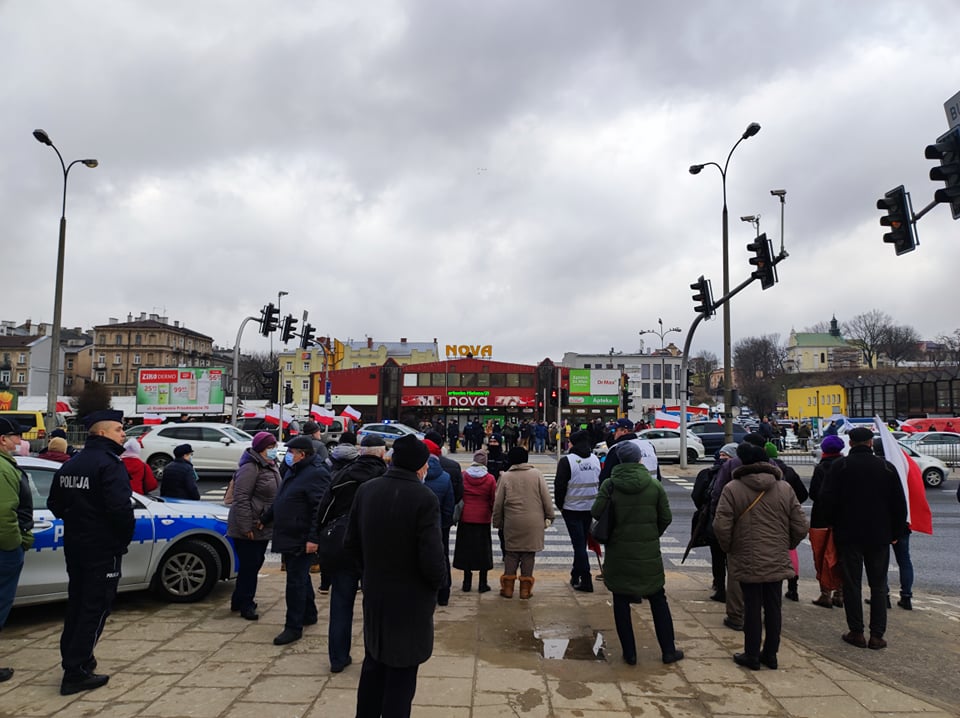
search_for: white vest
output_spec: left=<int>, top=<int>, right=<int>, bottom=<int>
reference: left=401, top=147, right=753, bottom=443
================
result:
left=624, top=438, right=659, bottom=475
left=563, top=453, right=602, bottom=511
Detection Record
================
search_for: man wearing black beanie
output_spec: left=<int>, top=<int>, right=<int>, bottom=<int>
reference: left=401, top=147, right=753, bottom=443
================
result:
left=344, top=434, right=446, bottom=717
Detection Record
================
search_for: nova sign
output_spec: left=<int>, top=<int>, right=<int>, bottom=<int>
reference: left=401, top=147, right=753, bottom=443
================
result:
left=445, top=344, right=492, bottom=358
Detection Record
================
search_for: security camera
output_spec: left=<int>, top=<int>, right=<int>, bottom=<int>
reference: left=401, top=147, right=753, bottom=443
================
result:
left=770, top=189, right=786, bottom=197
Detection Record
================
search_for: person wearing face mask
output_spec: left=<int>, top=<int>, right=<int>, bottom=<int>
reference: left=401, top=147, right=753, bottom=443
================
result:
left=227, top=431, right=282, bottom=620
left=344, top=434, right=446, bottom=718
left=159, top=444, right=200, bottom=500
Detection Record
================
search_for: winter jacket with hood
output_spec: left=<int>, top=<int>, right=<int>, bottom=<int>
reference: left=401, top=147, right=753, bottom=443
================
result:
left=227, top=447, right=281, bottom=541
left=460, top=463, right=496, bottom=524
left=712, top=461, right=809, bottom=583
left=423, top=455, right=454, bottom=529
left=591, top=461, right=670, bottom=596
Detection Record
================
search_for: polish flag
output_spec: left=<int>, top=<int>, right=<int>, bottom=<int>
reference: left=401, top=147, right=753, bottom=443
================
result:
left=341, top=405, right=362, bottom=422
left=874, top=417, right=933, bottom=535
left=310, top=405, right=336, bottom=426
left=654, top=410, right=680, bottom=429
left=142, top=413, right=165, bottom=425
left=262, top=405, right=293, bottom=428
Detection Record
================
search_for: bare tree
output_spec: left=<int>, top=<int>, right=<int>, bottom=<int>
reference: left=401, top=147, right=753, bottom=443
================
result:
left=70, top=381, right=113, bottom=419
left=844, top=310, right=893, bottom=369
left=880, top=325, right=920, bottom=366
left=733, top=335, right=788, bottom=417
left=803, top=321, right=832, bottom=333
left=935, top=330, right=960, bottom=367
left=238, top=351, right=277, bottom=400
left=690, top=350, right=719, bottom=389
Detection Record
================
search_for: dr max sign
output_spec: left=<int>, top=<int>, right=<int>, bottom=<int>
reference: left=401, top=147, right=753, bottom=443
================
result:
left=445, top=344, right=493, bottom=359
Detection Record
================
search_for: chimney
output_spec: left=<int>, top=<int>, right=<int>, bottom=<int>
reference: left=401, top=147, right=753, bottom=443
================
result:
left=127, top=313, right=133, bottom=322
left=140, top=312, right=146, bottom=321
left=367, top=337, right=373, bottom=350
left=160, top=316, right=168, bottom=324
left=149, top=313, right=158, bottom=321
left=400, top=337, right=407, bottom=344
left=23, top=319, right=31, bottom=333
left=109, top=317, right=118, bottom=325
left=174, top=320, right=180, bottom=328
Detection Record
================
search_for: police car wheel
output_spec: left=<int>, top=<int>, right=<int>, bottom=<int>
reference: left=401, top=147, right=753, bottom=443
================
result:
left=148, top=454, right=172, bottom=479
left=153, top=540, right=222, bottom=603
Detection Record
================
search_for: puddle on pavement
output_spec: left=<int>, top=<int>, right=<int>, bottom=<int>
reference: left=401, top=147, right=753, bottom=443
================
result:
left=516, top=629, right=607, bottom=661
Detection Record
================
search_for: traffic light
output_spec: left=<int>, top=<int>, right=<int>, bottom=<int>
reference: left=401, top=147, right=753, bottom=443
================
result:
left=925, top=127, right=960, bottom=219
left=690, top=275, right=714, bottom=317
left=877, top=185, right=917, bottom=256
left=284, top=385, right=294, bottom=404
left=560, top=388, right=569, bottom=406
left=548, top=388, right=558, bottom=406
left=622, top=388, right=634, bottom=411
left=262, top=370, right=279, bottom=400
left=259, top=303, right=280, bottom=337
left=746, top=233, right=778, bottom=289
left=299, top=322, right=315, bottom=349
left=280, top=314, right=298, bottom=344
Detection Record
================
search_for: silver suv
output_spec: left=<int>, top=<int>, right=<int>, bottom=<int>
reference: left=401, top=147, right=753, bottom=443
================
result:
left=139, top=422, right=253, bottom=477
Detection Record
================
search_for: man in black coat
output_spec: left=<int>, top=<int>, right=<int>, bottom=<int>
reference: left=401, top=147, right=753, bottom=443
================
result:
left=820, top=427, right=907, bottom=650
left=48, top=410, right=135, bottom=696
left=344, top=434, right=446, bottom=718
left=307, top=434, right=388, bottom=673
left=262, top=436, right=330, bottom=645
left=159, top=444, right=200, bottom=500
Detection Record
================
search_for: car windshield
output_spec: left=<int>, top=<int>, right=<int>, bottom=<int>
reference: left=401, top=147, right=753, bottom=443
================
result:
left=221, top=426, right=253, bottom=442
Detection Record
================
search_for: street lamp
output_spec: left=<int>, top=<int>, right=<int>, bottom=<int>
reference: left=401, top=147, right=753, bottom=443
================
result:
left=276, top=290, right=288, bottom=436
left=689, top=121, right=761, bottom=444
left=639, top=319, right=682, bottom=411
left=32, top=129, right=98, bottom=424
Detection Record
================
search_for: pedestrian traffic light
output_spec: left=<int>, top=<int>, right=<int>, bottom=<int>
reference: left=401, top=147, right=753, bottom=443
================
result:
left=560, top=388, right=569, bottom=406
left=299, top=322, right=315, bottom=349
left=622, top=388, right=634, bottom=411
left=259, top=303, right=280, bottom=337
left=877, top=185, right=917, bottom=256
left=279, top=314, right=298, bottom=344
left=549, top=388, right=558, bottom=406
left=262, top=370, right=279, bottom=400
left=284, top=385, right=294, bottom=404
left=746, top=233, right=778, bottom=289
left=925, top=127, right=960, bottom=219
left=690, top=275, right=715, bottom=317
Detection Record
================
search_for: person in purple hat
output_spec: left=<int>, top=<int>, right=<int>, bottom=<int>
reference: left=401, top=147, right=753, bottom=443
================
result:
left=48, top=409, right=134, bottom=696
left=226, top=431, right=281, bottom=620
left=809, top=435, right=846, bottom=608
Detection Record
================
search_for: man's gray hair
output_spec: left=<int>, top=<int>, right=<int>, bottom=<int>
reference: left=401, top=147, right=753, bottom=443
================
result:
left=360, top=445, right=386, bottom=457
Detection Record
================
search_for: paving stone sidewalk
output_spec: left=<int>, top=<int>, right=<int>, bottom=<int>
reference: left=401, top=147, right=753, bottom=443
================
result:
left=0, top=568, right=953, bottom=717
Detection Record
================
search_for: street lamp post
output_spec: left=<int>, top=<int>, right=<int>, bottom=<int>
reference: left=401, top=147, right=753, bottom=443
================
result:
left=689, top=121, right=761, bottom=444
left=276, top=290, right=288, bottom=438
left=639, top=319, right=681, bottom=411
left=32, top=129, right=98, bottom=424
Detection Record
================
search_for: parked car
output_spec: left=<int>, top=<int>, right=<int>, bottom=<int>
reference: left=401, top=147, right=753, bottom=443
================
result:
left=123, top=424, right=155, bottom=442
left=900, top=432, right=960, bottom=465
left=356, top=421, right=424, bottom=448
left=808, top=437, right=950, bottom=489
left=635, top=428, right=705, bottom=463
left=686, top=420, right=749, bottom=456
left=314, top=418, right=353, bottom=448
left=15, top=457, right=237, bottom=607
left=139, top=422, right=253, bottom=477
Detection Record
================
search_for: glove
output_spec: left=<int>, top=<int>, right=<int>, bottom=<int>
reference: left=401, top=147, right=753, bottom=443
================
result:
left=544, top=518, right=553, bottom=529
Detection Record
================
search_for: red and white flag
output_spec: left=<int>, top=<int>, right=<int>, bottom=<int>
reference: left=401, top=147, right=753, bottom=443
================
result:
left=654, top=410, right=680, bottom=429
left=142, top=413, right=165, bottom=425
left=873, top=417, right=933, bottom=535
left=310, top=405, right=336, bottom=426
left=341, top=405, right=362, bottom=422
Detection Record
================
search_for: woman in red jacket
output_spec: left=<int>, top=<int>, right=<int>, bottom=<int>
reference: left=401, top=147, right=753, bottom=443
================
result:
left=120, top=439, right=158, bottom=495
left=453, top=451, right=497, bottom=592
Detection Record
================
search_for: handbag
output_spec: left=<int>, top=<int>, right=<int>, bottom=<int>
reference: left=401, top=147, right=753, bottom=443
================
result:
left=315, top=513, right=351, bottom=570
left=452, top=499, right=465, bottom=525
left=589, top=487, right=616, bottom=543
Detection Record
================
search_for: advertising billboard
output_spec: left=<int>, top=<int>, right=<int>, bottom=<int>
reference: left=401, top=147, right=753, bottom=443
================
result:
left=136, top=368, right=225, bottom=414
left=569, top=368, right=620, bottom=396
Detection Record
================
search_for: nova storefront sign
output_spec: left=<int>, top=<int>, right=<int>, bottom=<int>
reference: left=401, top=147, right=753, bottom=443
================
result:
left=136, top=368, right=225, bottom=414
left=444, top=344, right=493, bottom=359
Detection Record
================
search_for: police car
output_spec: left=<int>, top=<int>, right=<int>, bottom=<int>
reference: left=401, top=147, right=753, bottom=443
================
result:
left=356, top=421, right=424, bottom=448
left=14, top=457, right=237, bottom=607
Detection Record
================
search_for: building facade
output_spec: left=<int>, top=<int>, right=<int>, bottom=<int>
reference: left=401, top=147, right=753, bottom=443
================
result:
left=0, top=335, right=54, bottom=397
left=92, top=313, right=215, bottom=396
left=785, top=318, right=863, bottom=373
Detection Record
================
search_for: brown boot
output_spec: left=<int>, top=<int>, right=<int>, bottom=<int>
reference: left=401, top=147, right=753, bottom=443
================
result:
left=812, top=592, right=833, bottom=608
left=518, top=576, right=535, bottom=599
left=499, top=574, right=517, bottom=598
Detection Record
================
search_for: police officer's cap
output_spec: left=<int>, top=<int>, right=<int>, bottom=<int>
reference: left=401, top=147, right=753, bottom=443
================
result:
left=82, top=409, right=124, bottom=431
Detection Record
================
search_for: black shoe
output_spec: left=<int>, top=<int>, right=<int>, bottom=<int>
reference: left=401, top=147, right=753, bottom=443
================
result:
left=478, top=584, right=492, bottom=593
left=273, top=628, right=302, bottom=645
left=623, top=653, right=637, bottom=665
left=723, top=617, right=744, bottom=631
left=573, top=580, right=594, bottom=593
left=759, top=653, right=778, bottom=670
left=60, top=672, right=110, bottom=696
left=709, top=591, right=726, bottom=603
left=897, top=597, right=912, bottom=610
left=0, top=667, right=12, bottom=683
left=231, top=601, right=257, bottom=612
left=330, top=656, right=352, bottom=673
left=784, top=589, right=799, bottom=602
left=662, top=650, right=684, bottom=665
left=303, top=616, right=319, bottom=626
left=82, top=657, right=97, bottom=673
left=461, top=582, right=472, bottom=592
left=240, top=608, right=259, bottom=621
left=733, top=653, right=761, bottom=670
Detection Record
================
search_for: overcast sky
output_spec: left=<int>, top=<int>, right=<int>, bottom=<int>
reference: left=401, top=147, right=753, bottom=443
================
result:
left=3, top=1, right=959, bottom=366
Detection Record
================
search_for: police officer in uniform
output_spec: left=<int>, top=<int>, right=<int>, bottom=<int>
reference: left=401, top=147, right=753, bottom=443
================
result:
left=48, top=409, right=135, bottom=695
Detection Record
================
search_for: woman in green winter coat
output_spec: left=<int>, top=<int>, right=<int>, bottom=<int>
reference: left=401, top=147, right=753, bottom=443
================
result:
left=591, top=441, right=684, bottom=666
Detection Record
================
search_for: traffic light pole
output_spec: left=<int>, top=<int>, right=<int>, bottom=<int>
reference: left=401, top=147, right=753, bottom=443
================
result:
left=231, top=316, right=258, bottom=426
left=678, top=251, right=788, bottom=468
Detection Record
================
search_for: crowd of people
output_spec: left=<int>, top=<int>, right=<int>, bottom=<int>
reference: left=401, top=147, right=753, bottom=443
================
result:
left=0, top=406, right=944, bottom=716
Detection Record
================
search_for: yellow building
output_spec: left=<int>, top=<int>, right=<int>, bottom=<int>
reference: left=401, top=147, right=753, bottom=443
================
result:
left=786, top=384, right=847, bottom=422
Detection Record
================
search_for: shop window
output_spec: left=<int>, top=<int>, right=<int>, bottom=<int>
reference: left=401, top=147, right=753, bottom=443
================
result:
left=490, top=373, right=506, bottom=387
left=506, top=373, right=520, bottom=387
left=519, top=374, right=534, bottom=387
left=431, top=372, right=446, bottom=386
left=460, top=372, right=477, bottom=386
left=447, top=373, right=461, bottom=387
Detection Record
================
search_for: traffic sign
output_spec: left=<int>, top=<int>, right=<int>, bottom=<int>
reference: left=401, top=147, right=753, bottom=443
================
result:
left=945, top=89, right=960, bottom=130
